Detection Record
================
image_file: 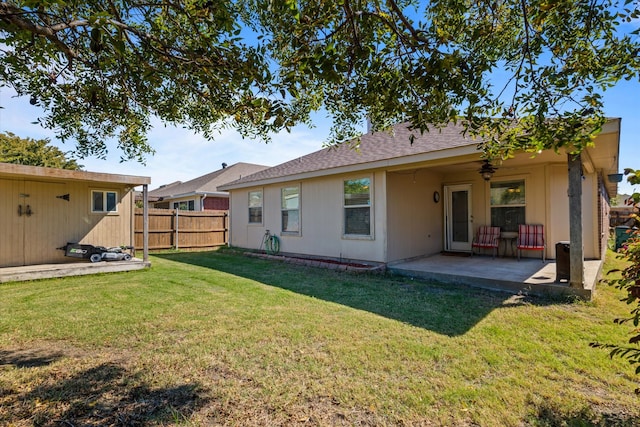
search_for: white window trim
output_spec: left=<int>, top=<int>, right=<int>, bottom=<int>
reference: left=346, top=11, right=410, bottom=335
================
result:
left=488, top=177, right=528, bottom=232
left=91, top=189, right=119, bottom=215
left=248, top=189, right=264, bottom=225
left=281, top=185, right=301, bottom=235
left=172, top=199, right=196, bottom=211
left=342, top=175, right=374, bottom=240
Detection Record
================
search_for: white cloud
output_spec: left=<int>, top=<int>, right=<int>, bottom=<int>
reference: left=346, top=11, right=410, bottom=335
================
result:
left=0, top=87, right=330, bottom=188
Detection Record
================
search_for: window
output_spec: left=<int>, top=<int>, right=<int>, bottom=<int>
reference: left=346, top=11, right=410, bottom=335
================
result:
left=91, top=190, right=118, bottom=213
left=173, top=200, right=195, bottom=211
left=344, top=178, right=371, bottom=235
left=281, top=186, right=299, bottom=233
left=248, top=190, right=263, bottom=224
left=490, top=180, right=525, bottom=232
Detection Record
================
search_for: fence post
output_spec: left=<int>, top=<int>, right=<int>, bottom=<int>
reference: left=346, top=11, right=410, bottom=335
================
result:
left=224, top=211, right=228, bottom=245
left=174, top=208, right=179, bottom=250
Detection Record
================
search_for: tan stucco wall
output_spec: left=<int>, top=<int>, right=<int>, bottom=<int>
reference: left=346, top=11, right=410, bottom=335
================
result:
left=386, top=169, right=444, bottom=262
left=228, top=171, right=388, bottom=263
left=228, top=154, right=605, bottom=263
left=546, top=164, right=599, bottom=259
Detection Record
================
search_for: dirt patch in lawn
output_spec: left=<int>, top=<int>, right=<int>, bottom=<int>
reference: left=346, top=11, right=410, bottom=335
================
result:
left=0, top=344, right=206, bottom=426
left=0, top=343, right=392, bottom=426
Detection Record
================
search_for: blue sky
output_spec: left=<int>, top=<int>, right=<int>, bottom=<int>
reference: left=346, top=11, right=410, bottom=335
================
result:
left=1, top=77, right=638, bottom=195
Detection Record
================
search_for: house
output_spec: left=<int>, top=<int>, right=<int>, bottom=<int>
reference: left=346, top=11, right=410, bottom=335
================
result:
left=219, top=120, right=620, bottom=272
left=0, top=162, right=150, bottom=269
left=148, top=162, right=269, bottom=211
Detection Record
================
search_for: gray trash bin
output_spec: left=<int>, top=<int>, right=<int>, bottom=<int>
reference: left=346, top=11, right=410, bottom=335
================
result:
left=556, top=241, right=570, bottom=283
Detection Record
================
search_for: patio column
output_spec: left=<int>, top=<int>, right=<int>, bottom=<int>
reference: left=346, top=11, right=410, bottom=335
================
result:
left=568, top=153, right=584, bottom=288
left=143, top=184, right=149, bottom=263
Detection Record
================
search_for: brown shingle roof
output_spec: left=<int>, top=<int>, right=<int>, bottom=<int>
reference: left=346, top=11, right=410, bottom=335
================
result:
left=221, top=122, right=479, bottom=188
left=149, top=162, right=269, bottom=197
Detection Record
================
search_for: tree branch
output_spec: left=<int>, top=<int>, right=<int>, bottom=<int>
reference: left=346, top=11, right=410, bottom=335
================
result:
left=0, top=2, right=80, bottom=59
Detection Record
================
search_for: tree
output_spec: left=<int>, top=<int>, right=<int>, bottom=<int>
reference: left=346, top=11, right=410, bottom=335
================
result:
left=591, top=169, right=640, bottom=393
left=0, top=131, right=81, bottom=169
left=1, top=1, right=639, bottom=162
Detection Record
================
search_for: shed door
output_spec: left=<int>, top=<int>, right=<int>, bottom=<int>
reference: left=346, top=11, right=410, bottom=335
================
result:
left=0, top=180, right=68, bottom=267
left=24, top=181, right=68, bottom=265
left=0, top=179, right=25, bottom=267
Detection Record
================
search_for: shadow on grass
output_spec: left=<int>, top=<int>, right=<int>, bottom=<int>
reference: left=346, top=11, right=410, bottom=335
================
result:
left=3, top=361, right=207, bottom=425
left=153, top=250, right=565, bottom=337
left=0, top=349, right=64, bottom=368
left=528, top=401, right=640, bottom=427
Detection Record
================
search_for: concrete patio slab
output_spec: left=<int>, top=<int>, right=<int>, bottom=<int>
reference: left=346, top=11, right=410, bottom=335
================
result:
left=388, top=254, right=602, bottom=299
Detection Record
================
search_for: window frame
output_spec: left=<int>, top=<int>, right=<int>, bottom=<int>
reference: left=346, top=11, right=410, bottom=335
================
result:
left=281, top=185, right=300, bottom=235
left=343, top=176, right=373, bottom=238
left=489, top=178, right=526, bottom=233
left=172, top=200, right=196, bottom=211
left=248, top=189, right=263, bottom=224
left=91, top=189, right=119, bottom=214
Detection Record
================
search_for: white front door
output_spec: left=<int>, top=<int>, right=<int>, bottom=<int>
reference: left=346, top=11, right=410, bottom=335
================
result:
left=444, top=184, right=473, bottom=252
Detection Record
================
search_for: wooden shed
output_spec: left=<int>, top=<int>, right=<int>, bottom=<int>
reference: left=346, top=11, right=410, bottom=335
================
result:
left=0, top=162, right=150, bottom=270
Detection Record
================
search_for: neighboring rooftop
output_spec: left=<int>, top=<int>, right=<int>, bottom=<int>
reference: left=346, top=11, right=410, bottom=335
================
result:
left=149, top=162, right=269, bottom=198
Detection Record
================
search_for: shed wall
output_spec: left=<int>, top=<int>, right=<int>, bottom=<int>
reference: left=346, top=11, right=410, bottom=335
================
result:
left=0, top=177, right=135, bottom=267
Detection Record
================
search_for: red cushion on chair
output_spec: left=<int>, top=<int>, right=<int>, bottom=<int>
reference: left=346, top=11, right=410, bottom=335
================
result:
left=517, top=224, right=544, bottom=249
left=472, top=226, right=500, bottom=248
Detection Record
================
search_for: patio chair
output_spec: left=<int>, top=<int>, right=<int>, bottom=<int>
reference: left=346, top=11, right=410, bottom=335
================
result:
left=517, top=224, right=545, bottom=261
left=471, top=226, right=501, bottom=258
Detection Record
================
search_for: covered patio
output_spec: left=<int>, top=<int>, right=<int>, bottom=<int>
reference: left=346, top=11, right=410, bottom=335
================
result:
left=388, top=254, right=602, bottom=299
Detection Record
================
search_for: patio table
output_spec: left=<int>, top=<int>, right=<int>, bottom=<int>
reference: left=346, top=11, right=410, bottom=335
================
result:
left=500, top=232, right=518, bottom=257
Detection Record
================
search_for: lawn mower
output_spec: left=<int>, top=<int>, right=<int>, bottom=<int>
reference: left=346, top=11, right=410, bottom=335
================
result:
left=60, top=243, right=134, bottom=262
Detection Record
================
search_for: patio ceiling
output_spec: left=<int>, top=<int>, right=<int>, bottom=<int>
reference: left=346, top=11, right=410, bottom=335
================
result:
left=386, top=118, right=621, bottom=197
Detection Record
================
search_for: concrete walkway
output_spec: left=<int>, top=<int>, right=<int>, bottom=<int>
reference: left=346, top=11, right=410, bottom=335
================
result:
left=0, top=259, right=150, bottom=283
left=388, top=254, right=602, bottom=299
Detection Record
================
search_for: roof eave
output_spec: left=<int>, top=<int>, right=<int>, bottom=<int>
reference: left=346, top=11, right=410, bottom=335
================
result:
left=220, top=144, right=481, bottom=190
left=0, top=162, right=151, bottom=185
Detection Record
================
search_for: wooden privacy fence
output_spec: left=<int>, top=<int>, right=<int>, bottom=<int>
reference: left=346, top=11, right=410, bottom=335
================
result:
left=135, top=208, right=228, bottom=251
left=610, top=206, right=636, bottom=227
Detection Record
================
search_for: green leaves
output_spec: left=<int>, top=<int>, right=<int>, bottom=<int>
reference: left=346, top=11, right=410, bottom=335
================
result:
left=0, top=0, right=639, bottom=161
left=0, top=131, right=82, bottom=169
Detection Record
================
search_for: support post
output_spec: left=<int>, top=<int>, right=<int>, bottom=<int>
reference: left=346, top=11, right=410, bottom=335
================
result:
left=143, top=184, right=149, bottom=263
left=568, top=153, right=584, bottom=288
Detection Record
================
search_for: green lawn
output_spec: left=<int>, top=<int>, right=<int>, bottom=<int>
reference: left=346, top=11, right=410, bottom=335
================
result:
left=1, top=249, right=639, bottom=426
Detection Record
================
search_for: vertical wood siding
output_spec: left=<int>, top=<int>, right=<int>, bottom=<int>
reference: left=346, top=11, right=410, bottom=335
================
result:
left=0, top=178, right=135, bottom=267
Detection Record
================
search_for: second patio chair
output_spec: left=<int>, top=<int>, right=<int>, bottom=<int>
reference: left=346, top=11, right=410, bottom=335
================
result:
left=517, top=224, right=546, bottom=261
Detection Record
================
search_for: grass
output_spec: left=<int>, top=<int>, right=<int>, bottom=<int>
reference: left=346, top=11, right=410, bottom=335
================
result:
left=1, top=248, right=639, bottom=426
